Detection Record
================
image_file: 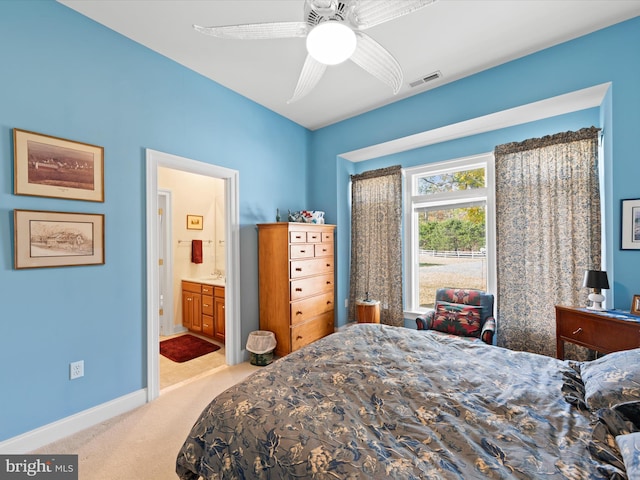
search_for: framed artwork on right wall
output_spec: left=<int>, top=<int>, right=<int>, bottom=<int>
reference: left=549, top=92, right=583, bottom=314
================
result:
left=621, top=198, right=640, bottom=250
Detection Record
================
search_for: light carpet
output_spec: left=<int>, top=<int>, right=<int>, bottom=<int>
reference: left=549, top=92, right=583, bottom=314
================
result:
left=31, top=362, right=260, bottom=480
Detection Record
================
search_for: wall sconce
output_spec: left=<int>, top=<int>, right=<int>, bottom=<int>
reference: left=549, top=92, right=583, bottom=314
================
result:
left=583, top=270, right=610, bottom=311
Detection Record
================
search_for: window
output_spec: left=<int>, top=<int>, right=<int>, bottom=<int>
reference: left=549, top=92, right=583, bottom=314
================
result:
left=404, top=154, right=496, bottom=314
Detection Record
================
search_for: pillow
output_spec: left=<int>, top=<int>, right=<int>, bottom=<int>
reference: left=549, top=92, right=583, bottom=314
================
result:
left=579, top=348, right=640, bottom=410
left=431, top=301, right=482, bottom=338
left=616, top=432, right=640, bottom=478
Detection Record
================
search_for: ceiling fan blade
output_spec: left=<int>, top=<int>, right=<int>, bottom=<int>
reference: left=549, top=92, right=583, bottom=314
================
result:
left=350, top=32, right=402, bottom=94
left=288, top=55, right=327, bottom=103
left=193, top=22, right=308, bottom=40
left=351, top=0, right=436, bottom=30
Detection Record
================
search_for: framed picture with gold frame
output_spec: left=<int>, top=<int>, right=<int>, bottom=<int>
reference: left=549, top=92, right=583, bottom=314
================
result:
left=14, top=209, right=105, bottom=269
left=631, top=295, right=640, bottom=315
left=186, top=214, right=203, bottom=230
left=14, top=128, right=104, bottom=202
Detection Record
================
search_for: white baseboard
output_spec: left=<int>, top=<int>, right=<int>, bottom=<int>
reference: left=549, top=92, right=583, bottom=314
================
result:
left=0, top=389, right=147, bottom=454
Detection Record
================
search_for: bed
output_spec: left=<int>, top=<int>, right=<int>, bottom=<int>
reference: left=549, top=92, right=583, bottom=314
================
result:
left=176, top=323, right=640, bottom=479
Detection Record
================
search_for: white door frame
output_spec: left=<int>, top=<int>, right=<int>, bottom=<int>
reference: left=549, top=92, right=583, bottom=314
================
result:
left=146, top=149, right=242, bottom=402
left=158, top=189, right=176, bottom=336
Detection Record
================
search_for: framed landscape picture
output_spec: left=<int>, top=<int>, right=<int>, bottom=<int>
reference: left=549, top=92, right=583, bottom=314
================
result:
left=14, top=128, right=104, bottom=202
left=187, top=214, right=203, bottom=230
left=621, top=198, right=640, bottom=250
left=14, top=209, right=105, bottom=269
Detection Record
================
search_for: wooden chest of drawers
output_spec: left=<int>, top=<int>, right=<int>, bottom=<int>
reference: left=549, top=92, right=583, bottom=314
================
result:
left=258, top=222, right=336, bottom=357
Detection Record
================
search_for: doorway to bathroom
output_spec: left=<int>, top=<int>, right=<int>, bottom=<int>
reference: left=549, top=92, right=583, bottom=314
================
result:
left=157, top=170, right=227, bottom=390
left=146, top=148, right=241, bottom=402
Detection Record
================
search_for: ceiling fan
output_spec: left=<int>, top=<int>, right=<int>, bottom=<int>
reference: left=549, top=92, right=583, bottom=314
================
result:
left=194, top=0, right=436, bottom=103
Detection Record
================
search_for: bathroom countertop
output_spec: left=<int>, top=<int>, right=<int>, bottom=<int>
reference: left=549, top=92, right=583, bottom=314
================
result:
left=183, top=277, right=225, bottom=287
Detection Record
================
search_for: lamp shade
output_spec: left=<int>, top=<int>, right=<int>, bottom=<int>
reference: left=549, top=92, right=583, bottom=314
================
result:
left=583, top=270, right=610, bottom=290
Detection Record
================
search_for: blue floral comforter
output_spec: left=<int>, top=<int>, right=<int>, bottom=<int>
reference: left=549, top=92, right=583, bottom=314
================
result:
left=176, top=324, right=613, bottom=479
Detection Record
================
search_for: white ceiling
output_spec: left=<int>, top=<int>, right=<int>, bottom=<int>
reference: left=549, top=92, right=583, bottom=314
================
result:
left=58, top=0, right=640, bottom=131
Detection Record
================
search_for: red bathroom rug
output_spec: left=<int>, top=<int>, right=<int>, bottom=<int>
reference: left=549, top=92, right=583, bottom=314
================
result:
left=160, top=334, right=220, bottom=363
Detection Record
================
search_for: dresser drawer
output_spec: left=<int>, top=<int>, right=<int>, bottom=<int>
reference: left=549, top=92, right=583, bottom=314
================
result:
left=290, top=274, right=334, bottom=301
left=314, top=243, right=333, bottom=257
left=202, top=315, right=214, bottom=337
left=214, top=286, right=225, bottom=298
left=557, top=314, right=599, bottom=346
left=202, top=295, right=214, bottom=316
left=290, top=244, right=314, bottom=259
left=290, top=257, right=334, bottom=278
left=290, top=231, right=307, bottom=243
left=201, top=284, right=214, bottom=296
left=321, top=232, right=333, bottom=242
left=291, top=311, right=334, bottom=351
left=306, top=231, right=322, bottom=243
left=182, top=281, right=201, bottom=294
left=290, top=292, right=334, bottom=325
left=556, top=308, right=640, bottom=354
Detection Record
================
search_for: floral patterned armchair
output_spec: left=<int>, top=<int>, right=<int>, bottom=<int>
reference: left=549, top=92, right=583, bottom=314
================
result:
left=415, top=288, right=496, bottom=345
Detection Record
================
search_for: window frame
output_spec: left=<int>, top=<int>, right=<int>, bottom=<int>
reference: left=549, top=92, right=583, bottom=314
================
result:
left=403, top=153, right=496, bottom=317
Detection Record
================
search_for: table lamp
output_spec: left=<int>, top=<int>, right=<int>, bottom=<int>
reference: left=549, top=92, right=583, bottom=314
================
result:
left=583, top=270, right=610, bottom=311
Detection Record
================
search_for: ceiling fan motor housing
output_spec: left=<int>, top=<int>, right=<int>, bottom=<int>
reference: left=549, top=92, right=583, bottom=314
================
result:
left=305, top=0, right=352, bottom=27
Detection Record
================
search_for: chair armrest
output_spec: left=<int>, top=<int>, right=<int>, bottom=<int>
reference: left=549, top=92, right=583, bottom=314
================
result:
left=416, top=310, right=435, bottom=330
left=481, top=316, right=496, bottom=345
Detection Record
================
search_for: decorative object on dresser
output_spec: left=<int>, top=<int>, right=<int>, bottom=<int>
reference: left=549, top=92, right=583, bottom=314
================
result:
left=582, top=269, right=610, bottom=311
left=181, top=281, right=225, bottom=342
left=621, top=198, right=640, bottom=250
left=632, top=295, right=640, bottom=315
left=13, top=128, right=104, bottom=202
left=257, top=222, right=335, bottom=357
left=555, top=305, right=640, bottom=359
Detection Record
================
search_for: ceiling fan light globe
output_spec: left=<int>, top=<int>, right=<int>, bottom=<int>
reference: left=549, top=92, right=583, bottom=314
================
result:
left=306, top=22, right=357, bottom=65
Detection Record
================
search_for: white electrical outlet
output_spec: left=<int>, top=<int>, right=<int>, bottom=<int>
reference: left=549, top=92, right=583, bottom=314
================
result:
left=345, top=299, right=348, bottom=308
left=70, top=360, right=84, bottom=380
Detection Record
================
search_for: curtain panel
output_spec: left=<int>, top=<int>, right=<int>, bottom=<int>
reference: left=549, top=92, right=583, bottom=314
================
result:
left=349, top=165, right=403, bottom=326
left=495, top=127, right=601, bottom=358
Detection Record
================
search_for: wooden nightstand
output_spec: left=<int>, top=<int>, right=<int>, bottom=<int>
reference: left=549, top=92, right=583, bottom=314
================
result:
left=555, top=306, right=640, bottom=359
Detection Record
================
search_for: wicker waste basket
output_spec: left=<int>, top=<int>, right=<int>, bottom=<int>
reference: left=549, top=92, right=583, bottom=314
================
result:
left=246, top=330, right=277, bottom=366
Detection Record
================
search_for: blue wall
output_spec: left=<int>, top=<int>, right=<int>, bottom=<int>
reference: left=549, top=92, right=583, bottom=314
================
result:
left=1, top=0, right=638, bottom=443
left=0, top=0, right=310, bottom=441
left=309, top=17, right=640, bottom=326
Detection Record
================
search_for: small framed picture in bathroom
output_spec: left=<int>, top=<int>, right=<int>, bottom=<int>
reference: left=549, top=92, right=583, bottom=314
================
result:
left=187, top=214, right=203, bottom=230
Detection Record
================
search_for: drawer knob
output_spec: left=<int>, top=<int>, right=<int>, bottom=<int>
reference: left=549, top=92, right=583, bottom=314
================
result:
left=295, top=288, right=302, bottom=292
left=572, top=327, right=583, bottom=335
left=326, top=263, right=330, bottom=267
left=296, top=311, right=303, bottom=315
left=295, top=268, right=302, bottom=272
left=327, top=301, right=332, bottom=305
left=300, top=250, right=306, bottom=253
left=296, top=335, right=303, bottom=340
left=203, top=303, right=209, bottom=307
left=326, top=281, right=331, bottom=285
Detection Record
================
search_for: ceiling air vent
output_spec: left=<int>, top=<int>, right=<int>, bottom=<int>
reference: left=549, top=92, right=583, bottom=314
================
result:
left=409, top=71, right=442, bottom=88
